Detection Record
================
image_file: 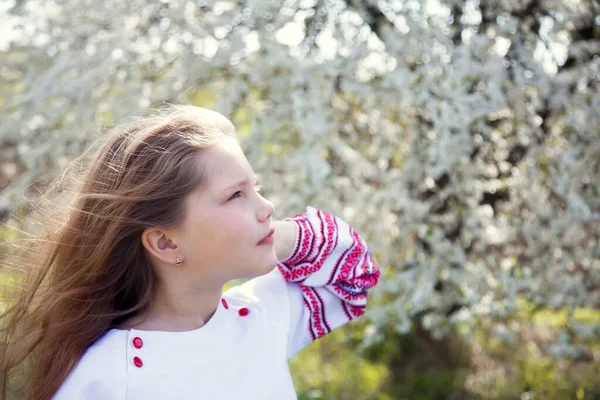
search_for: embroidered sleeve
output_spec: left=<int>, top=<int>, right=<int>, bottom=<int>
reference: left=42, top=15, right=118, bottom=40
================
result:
left=278, top=206, right=380, bottom=358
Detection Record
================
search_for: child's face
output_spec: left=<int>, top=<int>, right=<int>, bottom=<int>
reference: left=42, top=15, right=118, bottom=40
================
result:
left=177, top=136, right=277, bottom=282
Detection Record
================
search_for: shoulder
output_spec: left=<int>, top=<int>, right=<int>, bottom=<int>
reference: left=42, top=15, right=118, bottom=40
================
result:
left=225, top=267, right=285, bottom=301
left=224, top=267, right=294, bottom=333
left=53, top=329, right=127, bottom=400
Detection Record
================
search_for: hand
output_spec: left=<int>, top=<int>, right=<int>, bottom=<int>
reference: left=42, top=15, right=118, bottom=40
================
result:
left=272, top=219, right=298, bottom=262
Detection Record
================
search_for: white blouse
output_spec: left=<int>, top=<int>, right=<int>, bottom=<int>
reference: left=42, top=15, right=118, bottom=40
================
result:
left=52, top=207, right=381, bottom=400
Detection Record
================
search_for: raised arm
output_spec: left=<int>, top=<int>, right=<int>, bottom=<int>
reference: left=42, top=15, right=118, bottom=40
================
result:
left=276, top=206, right=380, bottom=357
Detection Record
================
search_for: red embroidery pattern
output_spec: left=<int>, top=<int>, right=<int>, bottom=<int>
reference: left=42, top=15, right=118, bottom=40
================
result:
left=329, top=229, right=362, bottom=288
left=303, top=298, right=316, bottom=341
left=288, top=219, right=315, bottom=265
left=304, top=210, right=331, bottom=264
left=341, top=300, right=353, bottom=320
left=313, top=288, right=331, bottom=332
left=302, top=286, right=327, bottom=338
left=342, top=301, right=366, bottom=320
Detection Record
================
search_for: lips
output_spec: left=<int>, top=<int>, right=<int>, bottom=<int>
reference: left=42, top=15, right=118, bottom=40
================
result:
left=258, top=227, right=275, bottom=245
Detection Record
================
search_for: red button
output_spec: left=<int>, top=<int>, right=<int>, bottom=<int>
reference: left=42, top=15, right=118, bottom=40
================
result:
left=133, top=356, right=143, bottom=368
left=221, top=298, right=229, bottom=309
left=238, top=307, right=249, bottom=316
left=132, top=337, right=143, bottom=349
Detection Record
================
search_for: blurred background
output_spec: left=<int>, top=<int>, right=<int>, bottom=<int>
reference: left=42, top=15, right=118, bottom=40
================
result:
left=1, top=0, right=599, bottom=399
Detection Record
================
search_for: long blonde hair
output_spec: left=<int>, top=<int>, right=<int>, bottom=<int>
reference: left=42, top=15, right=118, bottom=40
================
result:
left=0, top=105, right=234, bottom=400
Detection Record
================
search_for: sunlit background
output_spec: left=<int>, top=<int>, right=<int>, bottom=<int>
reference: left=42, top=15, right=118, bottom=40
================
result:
left=1, top=0, right=599, bottom=399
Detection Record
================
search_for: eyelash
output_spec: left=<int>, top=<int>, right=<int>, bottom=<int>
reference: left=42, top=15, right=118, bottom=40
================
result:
left=229, top=184, right=262, bottom=201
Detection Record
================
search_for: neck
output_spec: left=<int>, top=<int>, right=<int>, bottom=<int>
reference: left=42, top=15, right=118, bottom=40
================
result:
left=125, top=277, right=224, bottom=332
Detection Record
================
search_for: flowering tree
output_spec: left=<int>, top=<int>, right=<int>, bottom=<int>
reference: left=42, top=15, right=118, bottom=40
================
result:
left=1, top=0, right=599, bottom=357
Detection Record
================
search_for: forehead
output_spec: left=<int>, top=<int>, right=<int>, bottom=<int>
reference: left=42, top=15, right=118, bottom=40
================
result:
left=201, top=138, right=253, bottom=188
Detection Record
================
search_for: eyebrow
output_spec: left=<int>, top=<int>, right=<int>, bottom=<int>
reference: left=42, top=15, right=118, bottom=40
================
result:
left=222, top=173, right=260, bottom=192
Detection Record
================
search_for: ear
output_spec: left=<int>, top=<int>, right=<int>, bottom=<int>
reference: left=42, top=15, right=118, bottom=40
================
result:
left=141, top=228, right=179, bottom=265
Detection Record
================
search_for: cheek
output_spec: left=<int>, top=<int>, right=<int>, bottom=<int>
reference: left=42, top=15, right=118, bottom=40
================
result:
left=201, top=209, right=254, bottom=247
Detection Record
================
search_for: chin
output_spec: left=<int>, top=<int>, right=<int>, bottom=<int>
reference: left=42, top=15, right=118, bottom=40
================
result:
left=263, top=257, right=278, bottom=273
left=256, top=257, right=278, bottom=277
left=241, top=249, right=278, bottom=279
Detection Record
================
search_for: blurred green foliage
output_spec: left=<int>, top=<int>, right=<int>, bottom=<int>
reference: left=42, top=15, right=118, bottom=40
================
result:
left=290, top=307, right=600, bottom=400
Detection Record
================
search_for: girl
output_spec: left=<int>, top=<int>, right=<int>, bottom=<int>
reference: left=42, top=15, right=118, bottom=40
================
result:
left=0, top=105, right=380, bottom=399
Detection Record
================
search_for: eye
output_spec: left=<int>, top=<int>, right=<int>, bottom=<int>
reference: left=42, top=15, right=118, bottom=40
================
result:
left=229, top=190, right=242, bottom=200
left=228, top=184, right=262, bottom=201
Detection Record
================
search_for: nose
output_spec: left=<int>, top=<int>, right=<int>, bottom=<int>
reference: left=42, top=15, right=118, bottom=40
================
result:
left=257, top=194, right=274, bottom=222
